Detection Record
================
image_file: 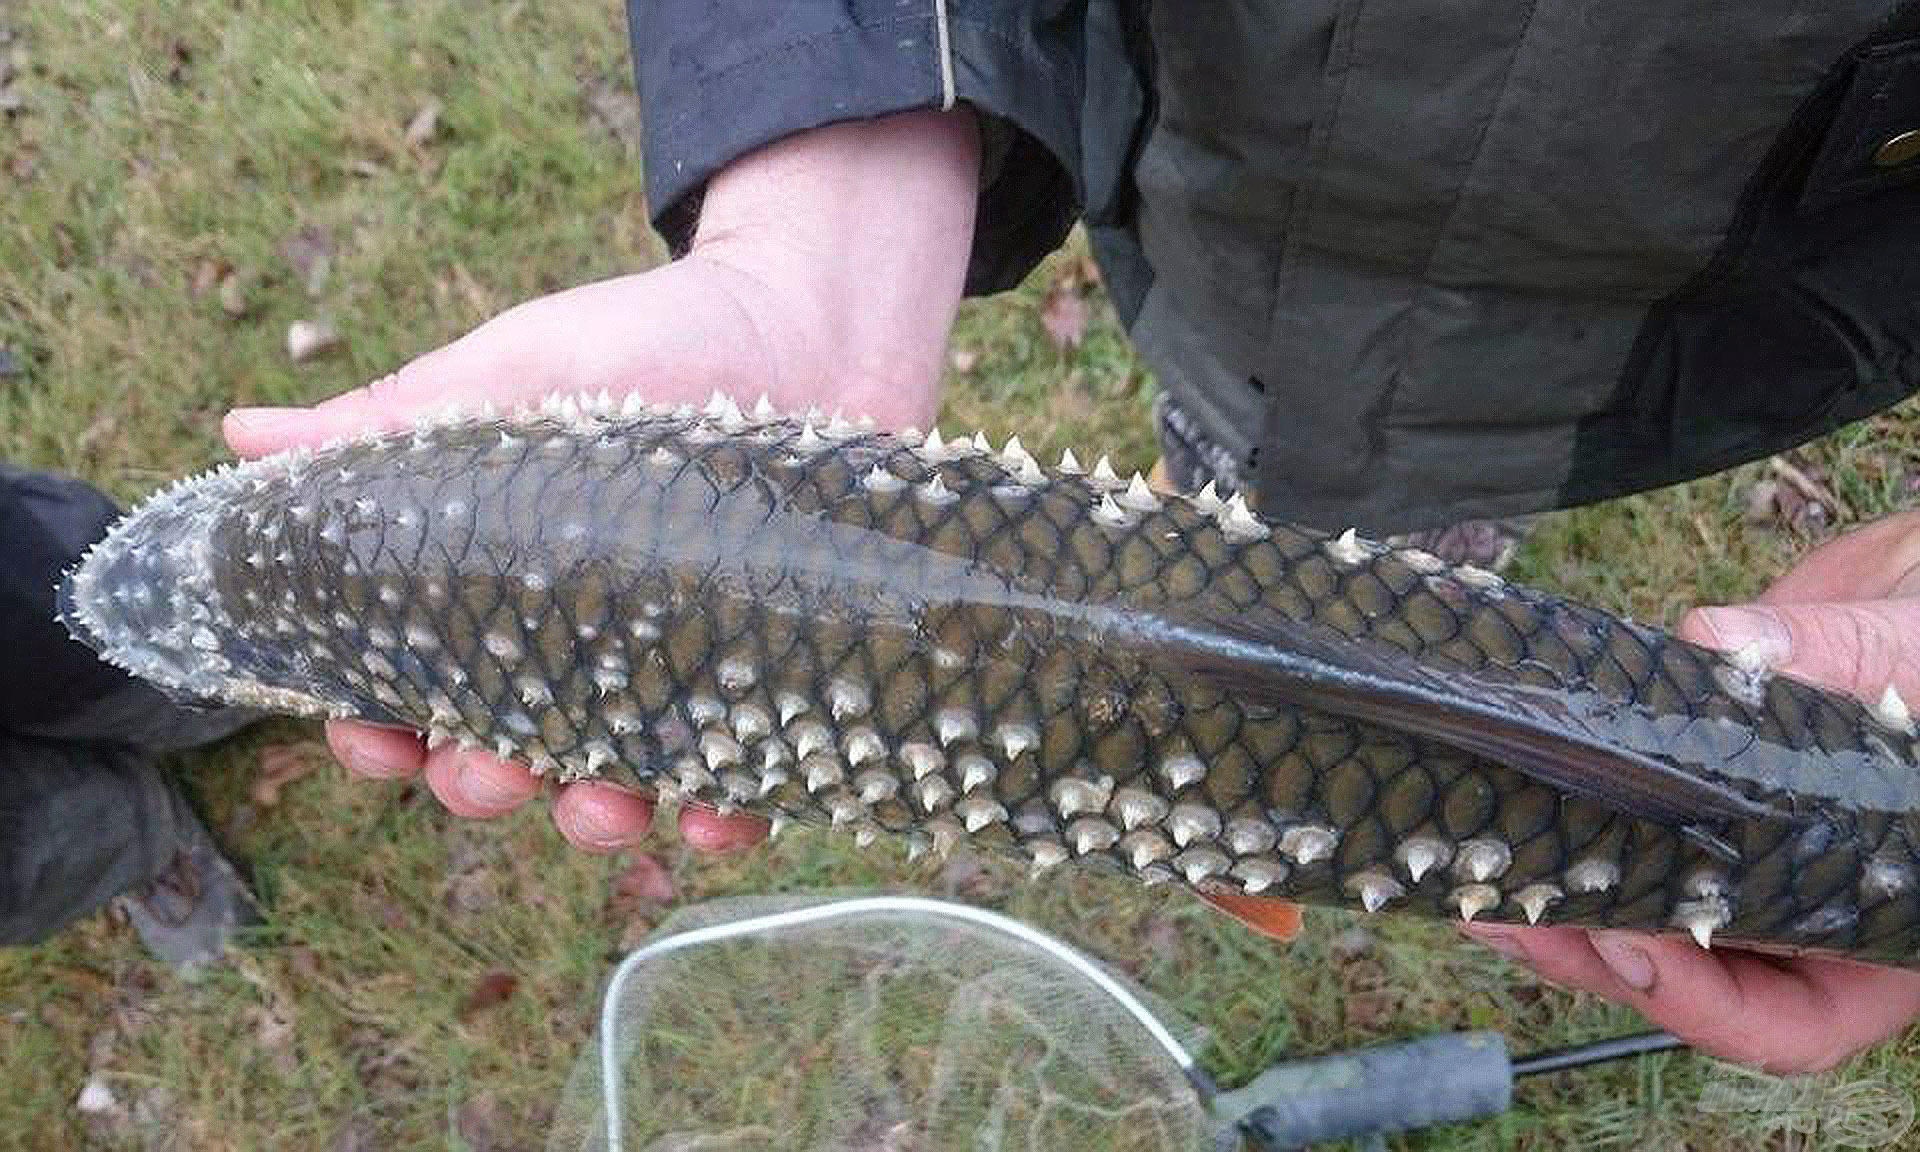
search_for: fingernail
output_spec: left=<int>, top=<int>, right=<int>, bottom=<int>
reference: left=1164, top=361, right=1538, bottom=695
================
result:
left=1467, top=925, right=1528, bottom=962
left=1694, top=606, right=1792, bottom=668
left=572, top=806, right=636, bottom=849
left=343, top=745, right=408, bottom=779
left=226, top=406, right=306, bottom=435
left=1592, top=931, right=1657, bottom=992
left=577, top=824, right=632, bottom=850
left=457, top=761, right=524, bottom=809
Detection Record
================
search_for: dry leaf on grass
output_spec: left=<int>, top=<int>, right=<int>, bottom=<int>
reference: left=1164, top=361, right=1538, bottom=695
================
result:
left=1330, top=925, right=1374, bottom=961
left=80, top=1077, right=174, bottom=1145
left=934, top=851, right=1000, bottom=902
left=1142, top=914, right=1183, bottom=968
left=584, top=75, right=642, bottom=156
left=248, top=1003, right=298, bottom=1074
left=218, top=266, right=256, bottom=318
left=75, top=1075, right=118, bottom=1116
left=1047, top=376, right=1095, bottom=425
left=280, top=225, right=332, bottom=296
left=1068, top=250, right=1102, bottom=288
left=374, top=898, right=408, bottom=933
left=1342, top=989, right=1396, bottom=1032
left=454, top=1094, right=504, bottom=1152
left=1039, top=279, right=1089, bottom=351
left=403, top=99, right=441, bottom=149
left=187, top=257, right=224, bottom=299
left=1037, top=252, right=1104, bottom=352
left=443, top=840, right=501, bottom=915
left=451, top=262, right=495, bottom=316
left=1746, top=454, right=1845, bottom=535
left=328, top=1120, right=377, bottom=1152
left=1769, top=454, right=1849, bottom=523
left=164, top=39, right=191, bottom=87
left=286, top=319, right=340, bottom=363
left=617, top=918, right=655, bottom=951
left=1744, top=478, right=1782, bottom=525
left=1337, top=955, right=1394, bottom=1032
left=458, top=970, right=519, bottom=1021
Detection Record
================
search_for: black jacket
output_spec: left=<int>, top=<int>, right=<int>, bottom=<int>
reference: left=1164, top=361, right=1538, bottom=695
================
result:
left=629, top=1, right=1920, bottom=534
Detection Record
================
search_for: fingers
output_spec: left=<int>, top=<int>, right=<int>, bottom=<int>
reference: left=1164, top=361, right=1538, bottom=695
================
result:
left=1468, top=924, right=1920, bottom=1073
left=422, top=744, right=542, bottom=819
left=551, top=781, right=657, bottom=853
left=550, top=784, right=767, bottom=853
left=328, top=719, right=763, bottom=854
left=1672, top=511, right=1920, bottom=708
left=1755, top=510, right=1920, bottom=604
left=332, top=720, right=545, bottom=819
left=224, top=289, right=578, bottom=457
left=224, top=256, right=947, bottom=463
left=241, top=261, right=940, bottom=855
left=679, top=807, right=773, bottom=853
left=223, top=266, right=776, bottom=460
left=1679, top=597, right=1920, bottom=707
left=224, top=306, right=570, bottom=458
left=327, top=721, right=425, bottom=780
left=227, top=284, right=623, bottom=454
left=1466, top=922, right=1631, bottom=994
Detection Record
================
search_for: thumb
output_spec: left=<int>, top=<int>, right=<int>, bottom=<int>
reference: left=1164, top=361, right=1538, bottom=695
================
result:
left=1681, top=599, right=1920, bottom=709
left=1756, top=510, right=1920, bottom=604
left=225, top=289, right=592, bottom=458
left=222, top=264, right=774, bottom=459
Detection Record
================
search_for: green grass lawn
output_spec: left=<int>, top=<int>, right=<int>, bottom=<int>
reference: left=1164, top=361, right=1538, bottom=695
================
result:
left=2, top=2, right=1917, bottom=1148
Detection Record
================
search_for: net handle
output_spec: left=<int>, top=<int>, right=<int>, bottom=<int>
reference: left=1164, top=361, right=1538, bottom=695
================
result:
left=598, top=895, right=1200, bottom=1152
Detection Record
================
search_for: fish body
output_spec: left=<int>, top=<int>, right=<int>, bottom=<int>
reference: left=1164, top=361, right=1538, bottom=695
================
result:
left=62, top=394, right=1920, bottom=963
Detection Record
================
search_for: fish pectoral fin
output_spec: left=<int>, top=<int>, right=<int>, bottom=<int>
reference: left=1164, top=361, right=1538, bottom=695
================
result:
left=1151, top=607, right=1773, bottom=838
left=1199, top=889, right=1305, bottom=943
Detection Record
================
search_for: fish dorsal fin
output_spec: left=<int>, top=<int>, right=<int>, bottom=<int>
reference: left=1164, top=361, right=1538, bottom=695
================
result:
left=1140, top=607, right=1775, bottom=839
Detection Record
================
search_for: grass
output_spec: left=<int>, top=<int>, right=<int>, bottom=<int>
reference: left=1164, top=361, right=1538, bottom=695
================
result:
left=1, top=1, right=1917, bottom=1148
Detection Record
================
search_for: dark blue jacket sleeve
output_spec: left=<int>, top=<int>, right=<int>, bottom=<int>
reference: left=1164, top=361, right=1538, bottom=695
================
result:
left=626, top=1, right=1148, bottom=294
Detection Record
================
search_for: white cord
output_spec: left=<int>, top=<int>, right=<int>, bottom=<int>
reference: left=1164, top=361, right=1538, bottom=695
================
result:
left=933, top=0, right=956, bottom=110
left=598, top=895, right=1196, bottom=1152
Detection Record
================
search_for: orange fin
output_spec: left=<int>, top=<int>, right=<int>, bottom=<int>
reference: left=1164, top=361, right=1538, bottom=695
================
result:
left=1147, top=459, right=1176, bottom=495
left=1200, top=889, right=1304, bottom=942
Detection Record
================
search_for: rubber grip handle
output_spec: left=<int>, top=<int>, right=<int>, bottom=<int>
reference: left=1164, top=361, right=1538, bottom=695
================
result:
left=1212, top=1031, right=1513, bottom=1149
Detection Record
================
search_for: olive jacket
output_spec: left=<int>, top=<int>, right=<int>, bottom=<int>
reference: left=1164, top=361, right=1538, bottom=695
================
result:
left=629, top=1, right=1920, bottom=533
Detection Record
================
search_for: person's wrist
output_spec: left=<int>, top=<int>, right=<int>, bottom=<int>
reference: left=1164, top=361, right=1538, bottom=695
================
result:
left=686, top=108, right=981, bottom=426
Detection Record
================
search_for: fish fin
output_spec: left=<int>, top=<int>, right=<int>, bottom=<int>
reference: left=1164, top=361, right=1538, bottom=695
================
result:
left=1146, top=459, right=1176, bottom=495
left=1148, top=607, right=1772, bottom=841
left=1200, top=889, right=1305, bottom=943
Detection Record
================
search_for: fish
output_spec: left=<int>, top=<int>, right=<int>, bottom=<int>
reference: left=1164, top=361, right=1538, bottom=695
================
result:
left=59, top=391, right=1920, bottom=965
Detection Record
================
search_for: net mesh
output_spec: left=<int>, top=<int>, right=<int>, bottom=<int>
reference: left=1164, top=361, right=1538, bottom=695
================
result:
left=550, top=895, right=1214, bottom=1152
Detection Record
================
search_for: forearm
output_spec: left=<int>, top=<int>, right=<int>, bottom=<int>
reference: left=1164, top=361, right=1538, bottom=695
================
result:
left=690, top=108, right=982, bottom=429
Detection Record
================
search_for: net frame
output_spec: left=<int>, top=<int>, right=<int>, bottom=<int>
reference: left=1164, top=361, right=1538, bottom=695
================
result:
left=587, top=895, right=1209, bottom=1152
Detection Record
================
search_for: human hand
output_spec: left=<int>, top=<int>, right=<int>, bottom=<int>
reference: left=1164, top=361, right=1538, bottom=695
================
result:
left=1467, top=512, right=1920, bottom=1072
left=221, top=110, right=980, bottom=853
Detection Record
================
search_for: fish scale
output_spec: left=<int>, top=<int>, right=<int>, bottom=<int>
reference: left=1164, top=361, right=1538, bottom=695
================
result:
left=60, top=392, right=1920, bottom=965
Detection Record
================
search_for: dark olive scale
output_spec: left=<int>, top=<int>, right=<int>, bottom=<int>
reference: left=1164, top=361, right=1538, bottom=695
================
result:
left=61, top=395, right=1920, bottom=965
